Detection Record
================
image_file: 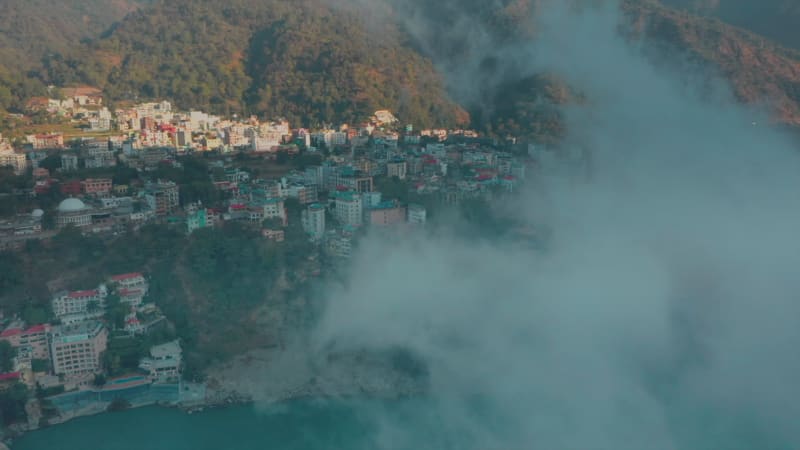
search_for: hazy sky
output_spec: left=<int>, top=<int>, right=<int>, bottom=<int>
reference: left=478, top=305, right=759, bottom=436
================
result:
left=312, top=1, right=800, bottom=449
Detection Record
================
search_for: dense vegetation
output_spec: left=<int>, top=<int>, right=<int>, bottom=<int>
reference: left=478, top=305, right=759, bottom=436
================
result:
left=658, top=0, right=800, bottom=51
left=20, top=0, right=467, bottom=129
left=0, top=214, right=317, bottom=379
left=0, top=0, right=150, bottom=112
left=5, top=0, right=800, bottom=136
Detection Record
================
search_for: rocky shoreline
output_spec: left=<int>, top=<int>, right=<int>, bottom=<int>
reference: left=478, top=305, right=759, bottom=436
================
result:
left=2, top=346, right=424, bottom=447
left=203, top=346, right=426, bottom=405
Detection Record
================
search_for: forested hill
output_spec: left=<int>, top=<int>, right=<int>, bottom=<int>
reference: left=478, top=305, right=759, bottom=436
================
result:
left=0, top=0, right=151, bottom=112
left=0, top=0, right=148, bottom=67
left=624, top=0, right=800, bottom=126
left=28, top=0, right=469, bottom=128
left=4, top=0, right=800, bottom=134
left=657, top=0, right=800, bottom=52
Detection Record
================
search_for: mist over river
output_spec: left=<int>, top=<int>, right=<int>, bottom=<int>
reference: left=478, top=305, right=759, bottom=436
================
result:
left=12, top=399, right=449, bottom=450
left=12, top=396, right=792, bottom=450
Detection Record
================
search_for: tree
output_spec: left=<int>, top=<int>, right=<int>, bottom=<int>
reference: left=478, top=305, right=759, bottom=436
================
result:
left=38, top=154, right=62, bottom=172
left=86, top=299, right=101, bottom=313
left=105, top=294, right=127, bottom=330
left=93, top=374, right=107, bottom=387
left=0, top=341, right=16, bottom=372
left=275, top=150, right=289, bottom=165
left=31, top=359, right=48, bottom=373
left=0, top=382, right=29, bottom=425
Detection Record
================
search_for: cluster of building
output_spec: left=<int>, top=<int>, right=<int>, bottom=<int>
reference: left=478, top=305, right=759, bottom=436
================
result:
left=5, top=86, right=534, bottom=256
left=0, top=133, right=27, bottom=175
left=0, top=272, right=178, bottom=393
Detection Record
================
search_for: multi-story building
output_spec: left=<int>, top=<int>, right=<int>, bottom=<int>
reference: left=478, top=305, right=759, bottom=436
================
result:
left=145, top=181, right=179, bottom=216
left=0, top=323, right=52, bottom=361
left=109, top=272, right=147, bottom=291
left=138, top=340, right=181, bottom=382
left=325, top=233, right=353, bottom=258
left=329, top=131, right=348, bottom=147
left=331, top=168, right=373, bottom=193
left=110, top=272, right=148, bottom=307
left=285, top=184, right=317, bottom=204
left=333, top=191, right=362, bottom=227
left=49, top=321, right=108, bottom=377
left=30, top=133, right=64, bottom=149
left=362, top=191, right=382, bottom=210
left=261, top=198, right=286, bottom=224
left=261, top=228, right=285, bottom=242
left=186, top=204, right=209, bottom=234
left=81, top=178, right=112, bottom=196
left=52, top=286, right=107, bottom=318
left=301, top=203, right=326, bottom=240
left=369, top=201, right=407, bottom=226
left=304, top=166, right=324, bottom=187
left=407, top=203, right=427, bottom=225
left=83, top=151, right=116, bottom=169
left=386, top=160, right=407, bottom=180
left=61, top=153, right=79, bottom=171
left=0, top=149, right=28, bottom=175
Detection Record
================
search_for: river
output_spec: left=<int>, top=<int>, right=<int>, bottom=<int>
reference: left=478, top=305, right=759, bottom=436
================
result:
left=12, top=399, right=448, bottom=450
left=11, top=396, right=791, bottom=450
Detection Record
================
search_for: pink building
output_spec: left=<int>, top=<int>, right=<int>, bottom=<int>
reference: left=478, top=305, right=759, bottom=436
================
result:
left=49, top=321, right=108, bottom=377
left=369, top=204, right=407, bottom=227
left=81, top=178, right=113, bottom=195
left=0, top=323, right=51, bottom=360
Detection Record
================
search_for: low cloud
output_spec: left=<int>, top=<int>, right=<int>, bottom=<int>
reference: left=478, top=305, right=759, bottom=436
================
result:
left=311, top=1, right=800, bottom=449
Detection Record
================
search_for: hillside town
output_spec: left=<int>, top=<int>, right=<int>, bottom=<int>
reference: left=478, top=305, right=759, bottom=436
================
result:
left=0, top=85, right=542, bottom=434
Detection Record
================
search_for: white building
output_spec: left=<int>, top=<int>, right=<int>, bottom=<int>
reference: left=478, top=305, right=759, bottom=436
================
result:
left=139, top=340, right=182, bottom=382
left=386, top=160, right=407, bottom=180
left=301, top=203, right=326, bottom=240
left=256, top=198, right=286, bottom=225
left=52, top=286, right=108, bottom=318
left=0, top=148, right=28, bottom=175
left=333, top=191, right=362, bottom=227
left=408, top=203, right=427, bottom=225
left=60, top=154, right=79, bottom=171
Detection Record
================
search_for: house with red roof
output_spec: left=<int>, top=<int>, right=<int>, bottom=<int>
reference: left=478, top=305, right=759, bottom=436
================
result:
left=0, top=322, right=52, bottom=361
left=0, top=372, right=22, bottom=390
left=109, top=272, right=147, bottom=291
left=52, top=285, right=108, bottom=318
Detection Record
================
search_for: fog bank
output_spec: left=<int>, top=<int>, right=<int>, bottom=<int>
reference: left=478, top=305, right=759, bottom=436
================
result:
left=309, top=2, right=800, bottom=449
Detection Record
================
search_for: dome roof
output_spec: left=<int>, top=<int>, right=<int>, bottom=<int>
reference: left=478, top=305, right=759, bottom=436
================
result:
left=58, top=198, right=87, bottom=213
left=31, top=209, right=44, bottom=218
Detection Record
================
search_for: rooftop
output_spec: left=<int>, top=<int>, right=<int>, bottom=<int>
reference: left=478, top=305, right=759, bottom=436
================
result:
left=68, top=289, right=99, bottom=298
left=150, top=340, right=182, bottom=359
left=111, top=272, right=144, bottom=282
left=0, top=372, right=21, bottom=382
left=52, top=321, right=104, bottom=340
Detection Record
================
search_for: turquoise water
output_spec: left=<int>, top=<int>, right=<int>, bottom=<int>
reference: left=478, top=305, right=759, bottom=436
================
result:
left=12, top=399, right=429, bottom=450
left=109, top=376, right=146, bottom=385
left=11, top=397, right=792, bottom=450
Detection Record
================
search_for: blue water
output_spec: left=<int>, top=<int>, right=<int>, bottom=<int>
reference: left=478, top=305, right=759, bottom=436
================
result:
left=12, top=399, right=429, bottom=450
left=12, top=397, right=792, bottom=450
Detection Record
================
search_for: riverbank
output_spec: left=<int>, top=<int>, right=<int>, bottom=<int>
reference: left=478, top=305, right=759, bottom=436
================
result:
left=10, top=398, right=432, bottom=450
left=3, top=346, right=424, bottom=447
left=204, top=346, right=426, bottom=404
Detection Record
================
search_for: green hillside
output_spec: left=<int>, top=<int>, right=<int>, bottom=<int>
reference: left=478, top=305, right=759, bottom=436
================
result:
left=40, top=0, right=468, bottom=128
